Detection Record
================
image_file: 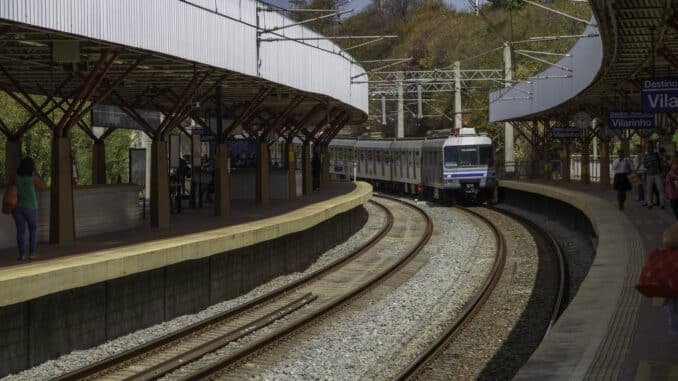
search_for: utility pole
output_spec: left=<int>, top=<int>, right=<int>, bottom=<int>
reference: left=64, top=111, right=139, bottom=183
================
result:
left=454, top=61, right=462, bottom=130
left=503, top=42, right=515, bottom=173
left=381, top=95, right=387, bottom=125
left=396, top=71, right=404, bottom=138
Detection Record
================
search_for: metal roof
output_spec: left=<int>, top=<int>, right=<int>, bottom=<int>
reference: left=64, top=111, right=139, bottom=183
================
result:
left=0, top=0, right=368, bottom=136
left=489, top=0, right=678, bottom=124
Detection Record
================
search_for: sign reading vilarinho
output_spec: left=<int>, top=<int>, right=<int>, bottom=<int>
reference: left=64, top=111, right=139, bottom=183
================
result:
left=551, top=127, right=582, bottom=139
left=641, top=78, right=678, bottom=112
left=608, top=112, right=654, bottom=129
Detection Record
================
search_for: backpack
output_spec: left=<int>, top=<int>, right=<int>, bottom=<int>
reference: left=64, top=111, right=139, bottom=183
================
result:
left=2, top=184, right=17, bottom=214
left=636, top=248, right=678, bottom=298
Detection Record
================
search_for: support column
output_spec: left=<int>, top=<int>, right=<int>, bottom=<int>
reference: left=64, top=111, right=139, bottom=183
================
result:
left=302, top=141, right=312, bottom=195
left=581, top=135, right=591, bottom=184
left=49, top=136, right=75, bottom=244
left=530, top=121, right=540, bottom=178
left=562, top=142, right=571, bottom=181
left=320, top=144, right=330, bottom=188
left=256, top=140, right=270, bottom=206
left=150, top=139, right=170, bottom=228
left=214, top=143, right=230, bottom=216
left=287, top=142, right=297, bottom=200
left=5, top=139, right=19, bottom=184
left=91, top=140, right=106, bottom=185
left=503, top=43, right=515, bottom=173
left=600, top=139, right=611, bottom=186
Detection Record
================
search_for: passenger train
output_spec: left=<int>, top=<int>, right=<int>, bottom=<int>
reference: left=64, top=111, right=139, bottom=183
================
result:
left=327, top=128, right=497, bottom=203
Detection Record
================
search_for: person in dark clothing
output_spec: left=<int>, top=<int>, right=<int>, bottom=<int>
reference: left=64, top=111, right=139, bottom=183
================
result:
left=644, top=145, right=665, bottom=209
left=612, top=149, right=633, bottom=210
left=312, top=146, right=321, bottom=191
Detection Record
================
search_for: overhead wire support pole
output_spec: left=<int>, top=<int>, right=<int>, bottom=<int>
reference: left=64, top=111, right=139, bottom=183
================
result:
left=259, top=35, right=398, bottom=42
left=454, top=61, right=462, bottom=130
left=514, top=49, right=571, bottom=57
left=345, top=37, right=384, bottom=51
left=503, top=42, right=515, bottom=174
left=512, top=33, right=600, bottom=44
left=351, top=57, right=412, bottom=80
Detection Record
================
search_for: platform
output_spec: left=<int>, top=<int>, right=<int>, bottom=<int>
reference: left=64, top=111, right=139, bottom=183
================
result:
left=0, top=181, right=370, bottom=307
left=500, top=180, right=678, bottom=380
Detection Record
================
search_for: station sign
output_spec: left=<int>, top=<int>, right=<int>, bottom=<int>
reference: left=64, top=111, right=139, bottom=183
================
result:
left=641, top=78, right=678, bottom=113
left=608, top=112, right=654, bottom=130
left=552, top=128, right=581, bottom=139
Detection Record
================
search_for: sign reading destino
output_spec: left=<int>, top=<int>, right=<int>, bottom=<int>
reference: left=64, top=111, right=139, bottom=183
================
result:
left=641, top=78, right=678, bottom=112
left=551, top=127, right=582, bottom=139
left=608, top=112, right=655, bottom=130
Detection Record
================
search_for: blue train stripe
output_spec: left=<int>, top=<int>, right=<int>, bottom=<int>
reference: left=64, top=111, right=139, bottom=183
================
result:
left=444, top=173, right=486, bottom=178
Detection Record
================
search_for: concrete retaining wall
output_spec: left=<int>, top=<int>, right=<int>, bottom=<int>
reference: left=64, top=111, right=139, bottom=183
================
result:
left=0, top=206, right=367, bottom=377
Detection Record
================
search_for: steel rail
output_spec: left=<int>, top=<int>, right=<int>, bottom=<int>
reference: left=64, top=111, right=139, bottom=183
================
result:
left=392, top=206, right=507, bottom=381
left=178, top=195, right=434, bottom=381
left=489, top=207, right=568, bottom=333
left=54, top=199, right=393, bottom=381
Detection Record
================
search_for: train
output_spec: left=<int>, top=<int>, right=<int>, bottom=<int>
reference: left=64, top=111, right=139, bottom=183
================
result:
left=327, top=128, right=497, bottom=203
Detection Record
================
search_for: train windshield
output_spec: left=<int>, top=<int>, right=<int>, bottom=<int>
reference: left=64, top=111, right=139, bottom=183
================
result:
left=444, top=145, right=493, bottom=168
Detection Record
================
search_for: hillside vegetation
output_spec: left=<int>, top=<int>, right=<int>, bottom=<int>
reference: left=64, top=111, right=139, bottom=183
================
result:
left=296, top=0, right=591, bottom=144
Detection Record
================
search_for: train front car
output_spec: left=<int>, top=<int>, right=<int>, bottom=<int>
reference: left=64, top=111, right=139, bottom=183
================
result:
left=440, top=129, right=496, bottom=203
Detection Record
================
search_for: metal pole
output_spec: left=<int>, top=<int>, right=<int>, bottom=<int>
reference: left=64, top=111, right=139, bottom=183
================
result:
left=454, top=61, right=462, bottom=130
left=417, top=84, right=423, bottom=119
left=381, top=95, right=387, bottom=125
left=503, top=42, right=515, bottom=173
left=397, top=71, right=404, bottom=138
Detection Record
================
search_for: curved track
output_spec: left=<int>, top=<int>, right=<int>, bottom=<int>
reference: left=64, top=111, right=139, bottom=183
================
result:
left=393, top=205, right=567, bottom=381
left=55, top=200, right=394, bottom=381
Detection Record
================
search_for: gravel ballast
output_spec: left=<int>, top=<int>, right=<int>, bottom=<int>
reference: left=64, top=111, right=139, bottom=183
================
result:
left=2, top=203, right=385, bottom=381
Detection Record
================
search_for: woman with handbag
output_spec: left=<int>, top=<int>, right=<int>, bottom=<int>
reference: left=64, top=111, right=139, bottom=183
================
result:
left=612, top=149, right=634, bottom=210
left=12, top=157, right=47, bottom=260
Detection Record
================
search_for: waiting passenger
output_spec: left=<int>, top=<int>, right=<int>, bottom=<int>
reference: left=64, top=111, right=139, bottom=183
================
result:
left=612, top=149, right=633, bottom=211
left=643, top=145, right=665, bottom=209
left=12, top=157, right=48, bottom=260
left=633, top=144, right=645, bottom=203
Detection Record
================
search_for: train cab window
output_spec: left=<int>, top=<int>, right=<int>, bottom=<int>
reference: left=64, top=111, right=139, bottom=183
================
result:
left=444, top=145, right=493, bottom=168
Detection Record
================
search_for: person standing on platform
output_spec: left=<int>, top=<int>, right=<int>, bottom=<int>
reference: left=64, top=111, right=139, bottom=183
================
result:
left=644, top=145, right=665, bottom=209
left=312, top=145, right=321, bottom=191
left=634, top=144, right=645, bottom=202
left=666, top=156, right=678, bottom=219
left=12, top=157, right=47, bottom=260
left=612, top=149, right=633, bottom=211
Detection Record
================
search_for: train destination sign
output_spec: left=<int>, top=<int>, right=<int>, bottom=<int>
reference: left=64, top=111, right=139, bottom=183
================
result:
left=552, top=128, right=581, bottom=139
left=608, top=112, right=654, bottom=130
left=641, top=78, right=678, bottom=112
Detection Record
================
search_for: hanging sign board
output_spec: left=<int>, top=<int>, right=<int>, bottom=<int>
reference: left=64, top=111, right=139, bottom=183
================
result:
left=608, top=112, right=655, bottom=130
left=552, top=128, right=582, bottom=139
left=641, top=78, right=678, bottom=112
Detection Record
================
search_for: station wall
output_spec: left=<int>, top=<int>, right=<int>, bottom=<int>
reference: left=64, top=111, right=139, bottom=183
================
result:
left=0, top=205, right=367, bottom=377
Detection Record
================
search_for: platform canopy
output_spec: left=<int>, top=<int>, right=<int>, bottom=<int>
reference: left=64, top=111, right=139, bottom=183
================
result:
left=0, top=0, right=368, bottom=141
left=490, top=0, right=678, bottom=124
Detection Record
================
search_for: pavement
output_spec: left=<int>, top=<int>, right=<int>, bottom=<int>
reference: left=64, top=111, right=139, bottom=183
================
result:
left=0, top=182, right=357, bottom=270
left=526, top=180, right=678, bottom=381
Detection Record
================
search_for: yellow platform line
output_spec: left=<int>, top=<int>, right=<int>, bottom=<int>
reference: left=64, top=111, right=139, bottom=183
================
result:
left=636, top=361, right=651, bottom=381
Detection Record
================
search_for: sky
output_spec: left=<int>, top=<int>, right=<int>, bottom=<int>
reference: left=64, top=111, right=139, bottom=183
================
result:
left=267, top=0, right=478, bottom=13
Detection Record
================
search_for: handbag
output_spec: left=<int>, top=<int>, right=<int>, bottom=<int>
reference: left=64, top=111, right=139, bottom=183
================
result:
left=627, top=172, right=641, bottom=186
left=2, top=184, right=17, bottom=214
left=636, top=248, right=678, bottom=298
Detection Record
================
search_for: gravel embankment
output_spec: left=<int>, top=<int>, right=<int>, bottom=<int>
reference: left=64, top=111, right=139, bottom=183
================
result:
left=2, top=203, right=385, bottom=381
left=416, top=208, right=545, bottom=380
left=237, top=200, right=496, bottom=381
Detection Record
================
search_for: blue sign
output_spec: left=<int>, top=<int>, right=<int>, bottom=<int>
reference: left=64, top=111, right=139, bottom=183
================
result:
left=552, top=128, right=581, bottom=139
left=608, top=112, right=654, bottom=130
left=641, top=78, right=678, bottom=112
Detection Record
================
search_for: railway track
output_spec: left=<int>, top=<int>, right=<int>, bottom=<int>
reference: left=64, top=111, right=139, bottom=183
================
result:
left=55, top=196, right=432, bottom=381
left=393, top=205, right=567, bottom=380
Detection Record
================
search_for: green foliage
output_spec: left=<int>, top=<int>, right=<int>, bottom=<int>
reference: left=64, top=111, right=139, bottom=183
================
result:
left=0, top=91, right=135, bottom=186
left=330, top=0, right=591, bottom=138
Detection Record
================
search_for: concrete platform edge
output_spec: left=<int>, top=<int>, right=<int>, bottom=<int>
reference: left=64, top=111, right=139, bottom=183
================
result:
left=501, top=181, right=643, bottom=380
left=0, top=182, right=372, bottom=307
